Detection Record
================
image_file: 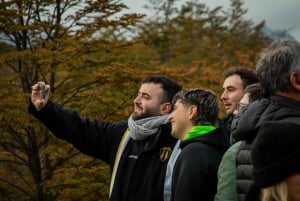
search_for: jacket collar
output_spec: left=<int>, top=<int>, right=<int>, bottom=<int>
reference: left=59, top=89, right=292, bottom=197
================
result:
left=180, top=127, right=229, bottom=150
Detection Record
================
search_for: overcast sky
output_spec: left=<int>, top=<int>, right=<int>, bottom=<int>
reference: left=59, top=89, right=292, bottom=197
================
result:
left=123, top=0, right=300, bottom=41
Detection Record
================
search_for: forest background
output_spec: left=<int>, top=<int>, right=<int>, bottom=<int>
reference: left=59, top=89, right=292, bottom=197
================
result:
left=0, top=0, right=274, bottom=200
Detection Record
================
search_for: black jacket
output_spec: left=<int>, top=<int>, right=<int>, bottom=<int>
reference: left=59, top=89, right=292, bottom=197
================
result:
left=218, top=115, right=234, bottom=139
left=28, top=101, right=178, bottom=201
left=170, top=127, right=229, bottom=201
left=230, top=95, right=300, bottom=201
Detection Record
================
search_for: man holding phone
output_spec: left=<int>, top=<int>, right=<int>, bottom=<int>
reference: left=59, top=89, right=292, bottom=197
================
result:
left=29, top=76, right=182, bottom=201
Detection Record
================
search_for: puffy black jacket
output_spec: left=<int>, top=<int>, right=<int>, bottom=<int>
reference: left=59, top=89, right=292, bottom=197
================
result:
left=230, top=95, right=300, bottom=201
left=28, top=100, right=178, bottom=201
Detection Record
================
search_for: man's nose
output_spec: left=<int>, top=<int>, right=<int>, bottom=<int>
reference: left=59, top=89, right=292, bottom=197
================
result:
left=168, top=113, right=174, bottom=121
left=134, top=95, right=141, bottom=103
left=221, top=91, right=227, bottom=100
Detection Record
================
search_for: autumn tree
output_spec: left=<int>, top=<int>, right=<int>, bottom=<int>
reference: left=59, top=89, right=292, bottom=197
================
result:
left=139, top=0, right=270, bottom=67
left=0, top=0, right=148, bottom=200
left=0, top=0, right=274, bottom=200
left=136, top=0, right=270, bottom=115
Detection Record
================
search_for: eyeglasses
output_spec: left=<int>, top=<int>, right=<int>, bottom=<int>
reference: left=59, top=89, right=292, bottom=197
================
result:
left=235, top=102, right=248, bottom=111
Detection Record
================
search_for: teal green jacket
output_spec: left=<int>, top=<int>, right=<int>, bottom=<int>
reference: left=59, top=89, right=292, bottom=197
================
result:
left=214, top=141, right=241, bottom=201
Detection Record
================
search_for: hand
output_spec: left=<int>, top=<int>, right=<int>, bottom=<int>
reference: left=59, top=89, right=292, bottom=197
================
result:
left=31, top=82, right=50, bottom=111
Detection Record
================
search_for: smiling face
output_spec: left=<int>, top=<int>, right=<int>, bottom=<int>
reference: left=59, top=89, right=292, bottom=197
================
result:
left=168, top=99, right=194, bottom=140
left=221, top=74, right=245, bottom=115
left=132, top=82, right=171, bottom=120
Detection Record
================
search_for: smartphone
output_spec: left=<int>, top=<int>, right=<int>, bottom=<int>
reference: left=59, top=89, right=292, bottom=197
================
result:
left=39, top=83, right=46, bottom=99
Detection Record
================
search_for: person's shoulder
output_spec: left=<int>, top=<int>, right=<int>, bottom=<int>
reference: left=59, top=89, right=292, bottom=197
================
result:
left=181, top=140, right=222, bottom=160
left=160, top=121, right=171, bottom=129
left=177, top=144, right=210, bottom=166
left=219, top=115, right=234, bottom=125
left=226, top=141, right=242, bottom=153
left=159, top=122, right=175, bottom=137
left=245, top=98, right=271, bottom=114
left=230, top=99, right=270, bottom=141
left=101, top=120, right=128, bottom=128
left=254, top=96, right=300, bottom=124
left=270, top=95, right=300, bottom=115
left=179, top=142, right=208, bottom=156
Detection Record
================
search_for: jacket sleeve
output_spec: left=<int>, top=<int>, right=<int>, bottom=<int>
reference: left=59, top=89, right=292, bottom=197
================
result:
left=28, top=100, right=127, bottom=164
left=214, top=142, right=241, bottom=201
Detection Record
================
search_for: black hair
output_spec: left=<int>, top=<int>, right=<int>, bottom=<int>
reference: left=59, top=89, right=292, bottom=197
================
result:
left=223, top=66, right=259, bottom=89
left=172, top=89, right=219, bottom=125
left=142, top=75, right=182, bottom=104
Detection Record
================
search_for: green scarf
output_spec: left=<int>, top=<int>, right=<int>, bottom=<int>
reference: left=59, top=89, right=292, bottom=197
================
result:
left=183, top=125, right=216, bottom=141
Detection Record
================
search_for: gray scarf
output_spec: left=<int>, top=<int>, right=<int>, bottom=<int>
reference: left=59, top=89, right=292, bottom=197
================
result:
left=128, top=114, right=170, bottom=140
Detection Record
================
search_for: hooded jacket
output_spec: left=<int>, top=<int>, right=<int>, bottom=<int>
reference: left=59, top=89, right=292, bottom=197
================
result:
left=230, top=95, right=300, bottom=201
left=170, top=127, right=229, bottom=201
left=28, top=100, right=179, bottom=201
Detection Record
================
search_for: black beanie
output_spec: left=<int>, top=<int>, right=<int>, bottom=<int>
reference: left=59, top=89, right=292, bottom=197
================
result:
left=251, top=120, right=300, bottom=188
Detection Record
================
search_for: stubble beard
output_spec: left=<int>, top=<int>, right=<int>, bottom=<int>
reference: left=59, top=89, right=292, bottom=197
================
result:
left=132, top=106, right=148, bottom=120
left=132, top=108, right=157, bottom=120
left=132, top=111, right=144, bottom=120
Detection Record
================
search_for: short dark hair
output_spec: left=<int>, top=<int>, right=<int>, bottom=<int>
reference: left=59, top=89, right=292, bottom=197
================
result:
left=172, top=89, right=219, bottom=125
left=244, top=83, right=262, bottom=102
left=223, top=66, right=259, bottom=89
left=256, top=40, right=300, bottom=97
left=142, top=75, right=182, bottom=104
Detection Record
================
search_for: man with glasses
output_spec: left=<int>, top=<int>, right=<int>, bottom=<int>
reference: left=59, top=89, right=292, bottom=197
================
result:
left=232, top=83, right=262, bottom=116
left=233, top=102, right=248, bottom=115
left=215, top=83, right=262, bottom=201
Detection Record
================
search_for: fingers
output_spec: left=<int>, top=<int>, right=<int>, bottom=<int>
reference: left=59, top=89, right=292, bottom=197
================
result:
left=31, top=82, right=49, bottom=95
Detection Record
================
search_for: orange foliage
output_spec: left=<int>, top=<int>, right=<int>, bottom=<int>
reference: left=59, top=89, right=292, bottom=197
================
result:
left=0, top=0, right=271, bottom=200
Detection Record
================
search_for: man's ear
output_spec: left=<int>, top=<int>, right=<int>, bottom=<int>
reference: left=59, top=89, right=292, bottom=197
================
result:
left=290, top=72, right=300, bottom=91
left=188, top=105, right=198, bottom=120
left=160, top=102, right=172, bottom=115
